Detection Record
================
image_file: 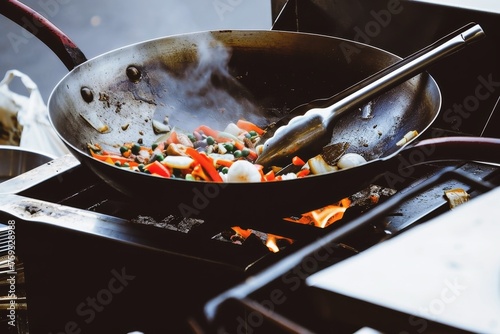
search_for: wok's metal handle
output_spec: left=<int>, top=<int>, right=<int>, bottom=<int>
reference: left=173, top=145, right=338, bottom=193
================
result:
left=0, top=0, right=87, bottom=70
left=327, top=22, right=485, bottom=115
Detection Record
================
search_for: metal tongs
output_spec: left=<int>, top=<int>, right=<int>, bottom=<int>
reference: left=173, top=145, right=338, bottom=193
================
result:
left=255, top=23, right=485, bottom=168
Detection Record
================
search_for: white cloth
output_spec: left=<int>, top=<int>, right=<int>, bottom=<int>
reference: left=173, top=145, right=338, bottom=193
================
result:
left=0, top=70, right=70, bottom=157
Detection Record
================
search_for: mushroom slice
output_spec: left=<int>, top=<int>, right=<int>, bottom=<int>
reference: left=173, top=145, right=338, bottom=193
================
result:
left=321, top=142, right=350, bottom=165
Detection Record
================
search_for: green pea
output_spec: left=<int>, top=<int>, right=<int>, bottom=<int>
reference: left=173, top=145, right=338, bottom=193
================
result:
left=187, top=134, right=196, bottom=142
left=221, top=167, right=229, bottom=174
left=114, top=161, right=122, bottom=167
left=131, top=143, right=141, bottom=154
left=122, top=163, right=130, bottom=168
left=206, top=136, right=215, bottom=145
left=223, top=143, right=234, bottom=152
left=241, top=148, right=250, bottom=157
left=119, top=146, right=129, bottom=154
left=151, top=143, right=158, bottom=150
left=249, top=130, right=257, bottom=137
left=233, top=150, right=242, bottom=158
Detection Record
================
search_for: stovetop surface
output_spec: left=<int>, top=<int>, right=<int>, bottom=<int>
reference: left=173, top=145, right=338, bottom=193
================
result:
left=307, top=185, right=500, bottom=334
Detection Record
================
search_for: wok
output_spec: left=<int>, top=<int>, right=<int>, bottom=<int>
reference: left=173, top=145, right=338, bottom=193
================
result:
left=2, top=1, right=499, bottom=223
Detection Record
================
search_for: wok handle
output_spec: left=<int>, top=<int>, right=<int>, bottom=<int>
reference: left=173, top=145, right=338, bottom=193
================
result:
left=0, top=0, right=87, bottom=70
left=383, top=136, right=500, bottom=181
left=411, top=136, right=500, bottom=162
left=327, top=22, right=485, bottom=112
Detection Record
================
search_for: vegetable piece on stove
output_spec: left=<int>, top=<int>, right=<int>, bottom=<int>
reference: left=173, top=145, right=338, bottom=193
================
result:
left=444, top=188, right=470, bottom=209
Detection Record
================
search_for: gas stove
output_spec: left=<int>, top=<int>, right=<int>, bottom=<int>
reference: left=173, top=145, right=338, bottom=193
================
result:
left=1, top=1, right=499, bottom=333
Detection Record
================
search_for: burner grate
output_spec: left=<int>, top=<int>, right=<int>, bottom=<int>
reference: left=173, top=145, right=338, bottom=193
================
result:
left=198, top=165, right=498, bottom=333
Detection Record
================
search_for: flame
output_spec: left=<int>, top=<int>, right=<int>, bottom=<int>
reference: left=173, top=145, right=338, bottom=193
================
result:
left=231, top=227, right=293, bottom=253
left=266, top=235, right=280, bottom=253
left=284, top=197, right=351, bottom=228
left=228, top=197, right=351, bottom=252
left=232, top=226, right=252, bottom=239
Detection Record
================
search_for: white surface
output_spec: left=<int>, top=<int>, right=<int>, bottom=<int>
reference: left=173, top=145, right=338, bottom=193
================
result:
left=410, top=0, right=500, bottom=13
left=307, top=186, right=500, bottom=333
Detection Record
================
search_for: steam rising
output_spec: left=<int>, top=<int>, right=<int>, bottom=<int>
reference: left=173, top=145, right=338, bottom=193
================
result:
left=156, top=36, right=266, bottom=132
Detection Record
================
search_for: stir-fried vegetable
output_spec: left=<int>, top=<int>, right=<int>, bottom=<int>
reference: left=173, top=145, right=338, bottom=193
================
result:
left=88, top=119, right=314, bottom=182
left=88, top=119, right=369, bottom=182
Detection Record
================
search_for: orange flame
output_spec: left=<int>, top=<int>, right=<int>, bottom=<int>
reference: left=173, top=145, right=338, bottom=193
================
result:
left=229, top=198, right=351, bottom=252
left=232, top=226, right=252, bottom=239
left=266, top=235, right=280, bottom=253
left=231, top=227, right=293, bottom=253
left=284, top=198, right=351, bottom=228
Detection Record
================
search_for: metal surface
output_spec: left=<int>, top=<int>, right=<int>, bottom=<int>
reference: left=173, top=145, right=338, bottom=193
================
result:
left=0, top=193, right=245, bottom=270
left=0, top=145, right=54, bottom=182
left=0, top=153, right=79, bottom=194
left=256, top=23, right=484, bottom=167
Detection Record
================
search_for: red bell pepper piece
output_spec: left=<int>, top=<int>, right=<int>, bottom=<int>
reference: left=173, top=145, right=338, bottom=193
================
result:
left=145, top=160, right=171, bottom=178
left=185, top=147, right=223, bottom=182
left=296, top=169, right=310, bottom=178
left=292, top=156, right=306, bottom=167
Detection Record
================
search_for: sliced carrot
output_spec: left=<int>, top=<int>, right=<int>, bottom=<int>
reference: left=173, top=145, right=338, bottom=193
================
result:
left=90, top=150, right=135, bottom=165
left=215, top=159, right=234, bottom=168
left=236, top=119, right=265, bottom=135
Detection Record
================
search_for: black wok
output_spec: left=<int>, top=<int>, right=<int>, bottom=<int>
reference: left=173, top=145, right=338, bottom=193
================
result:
left=2, top=1, right=499, bottom=223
